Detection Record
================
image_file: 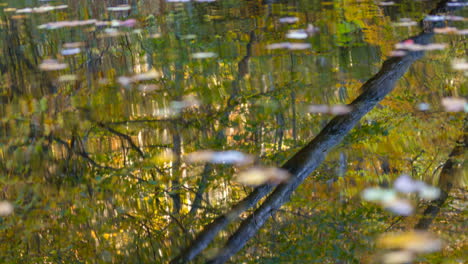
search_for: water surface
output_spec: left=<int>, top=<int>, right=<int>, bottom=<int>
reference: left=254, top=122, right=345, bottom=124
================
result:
left=0, top=0, right=466, bottom=263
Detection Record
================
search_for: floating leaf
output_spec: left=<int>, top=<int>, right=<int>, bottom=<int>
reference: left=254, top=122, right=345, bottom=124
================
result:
left=102, top=28, right=123, bottom=37
left=185, top=150, right=254, bottom=165
left=395, top=40, right=447, bottom=51
left=362, top=188, right=397, bottom=202
left=306, top=24, right=320, bottom=35
left=452, top=59, right=468, bottom=71
left=181, top=34, right=197, bottom=40
left=0, top=201, right=14, bottom=216
left=393, top=174, right=419, bottom=193
left=118, top=70, right=161, bottom=87
left=132, top=70, right=160, bottom=81
left=416, top=102, right=430, bottom=111
left=39, top=59, right=67, bottom=71
left=58, top=74, right=77, bottom=82
left=378, top=1, right=396, bottom=6
left=308, top=104, right=352, bottom=115
left=434, top=27, right=459, bottom=34
left=107, top=5, right=131, bottom=12
left=63, top=42, right=85, bottom=49
left=16, top=5, right=68, bottom=14
left=191, top=52, right=217, bottom=59
left=267, top=42, right=311, bottom=50
left=38, top=19, right=97, bottom=29
left=447, top=2, right=468, bottom=6
left=441, top=97, right=467, bottom=112
left=138, top=84, right=159, bottom=93
left=117, top=19, right=137, bottom=28
left=278, top=17, right=299, bottom=24
left=393, top=18, right=418, bottom=27
left=288, top=43, right=312, bottom=50
left=393, top=174, right=441, bottom=200
left=61, top=48, right=81, bottom=56
left=418, top=185, right=441, bottom=200
left=389, top=50, right=407, bottom=57
left=423, top=15, right=443, bottom=21
left=118, top=76, right=133, bottom=87
left=267, top=42, right=291, bottom=50
left=383, top=198, right=414, bottom=216
left=286, top=30, right=308, bottom=39
left=235, top=167, right=290, bottom=186
left=381, top=250, right=415, bottom=264
left=377, top=231, right=442, bottom=253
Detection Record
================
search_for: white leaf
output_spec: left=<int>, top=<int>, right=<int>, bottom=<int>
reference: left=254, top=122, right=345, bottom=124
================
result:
left=0, top=201, right=14, bottom=216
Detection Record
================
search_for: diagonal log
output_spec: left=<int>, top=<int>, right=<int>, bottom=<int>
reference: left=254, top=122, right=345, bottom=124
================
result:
left=174, top=44, right=428, bottom=264
left=173, top=0, right=456, bottom=262
left=206, top=42, right=429, bottom=264
left=207, top=10, right=460, bottom=264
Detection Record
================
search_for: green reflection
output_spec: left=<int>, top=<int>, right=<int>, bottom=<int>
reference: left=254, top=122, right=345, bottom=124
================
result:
left=0, top=0, right=466, bottom=263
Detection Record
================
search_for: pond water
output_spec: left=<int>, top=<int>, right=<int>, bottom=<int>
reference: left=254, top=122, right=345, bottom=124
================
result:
left=0, top=0, right=466, bottom=263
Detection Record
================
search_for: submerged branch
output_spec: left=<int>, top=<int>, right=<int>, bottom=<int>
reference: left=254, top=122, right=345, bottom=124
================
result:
left=414, top=118, right=467, bottom=230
